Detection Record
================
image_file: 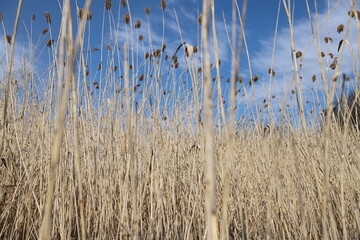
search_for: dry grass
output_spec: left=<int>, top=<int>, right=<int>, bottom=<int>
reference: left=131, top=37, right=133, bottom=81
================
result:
left=1, top=0, right=360, bottom=239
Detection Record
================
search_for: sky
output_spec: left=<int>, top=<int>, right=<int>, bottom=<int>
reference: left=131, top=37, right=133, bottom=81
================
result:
left=0, top=0, right=359, bottom=126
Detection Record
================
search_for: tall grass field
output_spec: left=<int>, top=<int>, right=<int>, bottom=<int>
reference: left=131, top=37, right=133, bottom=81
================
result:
left=1, top=0, right=360, bottom=239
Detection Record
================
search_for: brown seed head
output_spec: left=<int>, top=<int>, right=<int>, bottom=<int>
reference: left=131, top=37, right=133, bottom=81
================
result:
left=139, top=35, right=144, bottom=41
left=42, top=29, right=49, bottom=35
left=321, top=51, right=325, bottom=57
left=46, top=39, right=54, bottom=47
left=193, top=46, right=198, bottom=53
left=145, top=8, right=150, bottom=15
left=155, top=49, right=161, bottom=57
left=328, top=53, right=334, bottom=58
left=162, top=44, right=166, bottom=52
left=114, top=66, right=117, bottom=72
left=253, top=75, right=259, bottom=82
left=32, top=14, right=36, bottom=21
left=295, top=51, right=302, bottom=58
left=198, top=14, right=202, bottom=24
left=165, top=55, right=168, bottom=60
left=121, top=0, right=127, bottom=8
left=6, top=35, right=11, bottom=44
left=324, top=37, right=333, bottom=43
left=107, top=45, right=111, bottom=50
left=124, top=13, right=130, bottom=24
left=145, top=52, right=150, bottom=59
left=135, top=20, right=141, bottom=28
left=312, top=74, right=316, bottom=82
left=345, top=75, right=350, bottom=81
left=291, top=89, right=295, bottom=94
left=330, top=62, right=336, bottom=70
left=348, top=10, right=360, bottom=19
left=0, top=12, right=2, bottom=22
left=198, top=67, right=202, bottom=73
left=268, top=68, right=275, bottom=76
left=129, top=65, right=133, bottom=70
left=98, top=64, right=102, bottom=70
left=105, top=0, right=111, bottom=10
left=139, top=74, right=144, bottom=81
left=45, top=12, right=51, bottom=24
left=337, top=24, right=344, bottom=33
left=160, top=0, right=166, bottom=11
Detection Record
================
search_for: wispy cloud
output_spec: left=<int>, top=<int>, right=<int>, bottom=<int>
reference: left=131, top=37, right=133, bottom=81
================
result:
left=250, top=1, right=358, bottom=107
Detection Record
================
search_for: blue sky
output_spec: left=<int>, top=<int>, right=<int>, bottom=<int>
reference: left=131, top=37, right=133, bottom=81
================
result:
left=1, top=0, right=359, bottom=126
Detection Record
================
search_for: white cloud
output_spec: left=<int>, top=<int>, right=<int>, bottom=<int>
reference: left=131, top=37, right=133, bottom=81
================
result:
left=250, top=0, right=359, bottom=110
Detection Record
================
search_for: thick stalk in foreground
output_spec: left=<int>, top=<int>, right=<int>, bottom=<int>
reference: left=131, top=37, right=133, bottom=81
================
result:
left=201, top=0, right=218, bottom=239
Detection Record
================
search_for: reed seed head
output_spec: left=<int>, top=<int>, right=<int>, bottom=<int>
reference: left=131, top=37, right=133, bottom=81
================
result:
left=42, top=29, right=48, bottom=35
left=6, top=35, right=11, bottom=44
left=198, top=14, right=202, bottom=24
left=321, top=51, right=325, bottom=57
left=312, top=74, right=316, bottom=82
left=329, top=53, right=334, bottom=58
left=105, top=0, right=112, bottom=10
left=337, top=24, right=344, bottom=33
left=46, top=39, right=54, bottom=47
left=124, top=13, right=130, bottom=24
left=121, top=0, right=127, bottom=8
left=268, top=68, right=275, bottom=76
left=253, top=75, right=259, bottom=82
left=160, top=0, right=166, bottom=11
left=0, top=12, right=2, bottom=22
left=145, top=52, right=150, bottom=59
left=135, top=20, right=141, bottom=28
left=295, top=51, right=302, bottom=58
left=348, top=10, right=360, bottom=19
left=139, top=35, right=144, bottom=41
left=139, top=74, right=144, bottom=81
left=324, top=37, right=333, bottom=43
left=162, top=44, right=166, bottom=52
left=98, top=64, right=102, bottom=70
left=145, top=8, right=150, bottom=15
left=45, top=12, right=51, bottom=24
left=193, top=46, right=198, bottom=53
left=32, top=14, right=36, bottom=21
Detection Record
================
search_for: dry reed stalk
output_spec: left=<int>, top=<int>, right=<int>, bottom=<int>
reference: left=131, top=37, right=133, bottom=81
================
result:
left=39, top=0, right=92, bottom=239
left=201, top=0, right=218, bottom=239
left=0, top=0, right=23, bottom=160
left=221, top=1, right=247, bottom=238
left=281, top=0, right=308, bottom=135
left=123, top=42, right=138, bottom=238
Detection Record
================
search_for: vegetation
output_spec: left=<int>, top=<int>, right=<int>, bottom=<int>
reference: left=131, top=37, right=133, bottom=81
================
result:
left=0, top=0, right=359, bottom=239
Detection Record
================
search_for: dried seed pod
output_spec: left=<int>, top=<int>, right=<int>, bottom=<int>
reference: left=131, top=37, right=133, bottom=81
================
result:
left=135, top=20, right=141, bottom=28
left=236, top=76, right=243, bottom=83
left=45, top=12, right=51, bottom=24
left=324, top=37, right=333, bottom=43
left=162, top=44, right=166, bottom=52
left=145, top=52, right=150, bottom=59
left=145, top=8, right=150, bottom=15
left=321, top=51, right=325, bottom=57
left=198, top=14, right=202, bottom=24
left=193, top=46, right=198, bottom=53
left=139, top=74, right=144, bottom=81
left=32, top=14, right=36, bottom=21
left=129, top=65, right=133, bottom=70
left=337, top=24, right=344, bottom=33
left=160, top=0, right=166, bottom=11
left=338, top=39, right=344, bottom=52
left=124, top=13, right=130, bottom=24
left=98, top=64, right=102, bottom=70
left=105, top=0, right=111, bottom=10
left=348, top=10, right=360, bottom=19
left=345, top=75, right=350, bottom=81
left=268, top=68, right=275, bottom=76
left=121, top=0, right=127, bottom=8
left=295, top=51, right=302, bottom=58
left=330, top=62, right=336, bottom=70
left=6, top=35, right=11, bottom=44
left=165, top=55, right=168, bottom=60
left=312, top=74, right=316, bottom=82
left=107, top=45, right=111, bottom=50
left=198, top=67, right=202, bottom=73
left=114, top=66, right=117, bottom=72
left=139, top=35, right=144, bottom=41
left=42, top=29, right=48, bottom=35
left=46, top=39, right=54, bottom=47
left=0, top=12, right=2, bottom=22
left=329, top=53, right=334, bottom=58
left=291, top=89, right=295, bottom=94
left=253, top=75, right=259, bottom=82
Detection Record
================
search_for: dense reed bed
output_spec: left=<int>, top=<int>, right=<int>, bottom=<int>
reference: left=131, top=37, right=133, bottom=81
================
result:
left=1, top=0, right=360, bottom=239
